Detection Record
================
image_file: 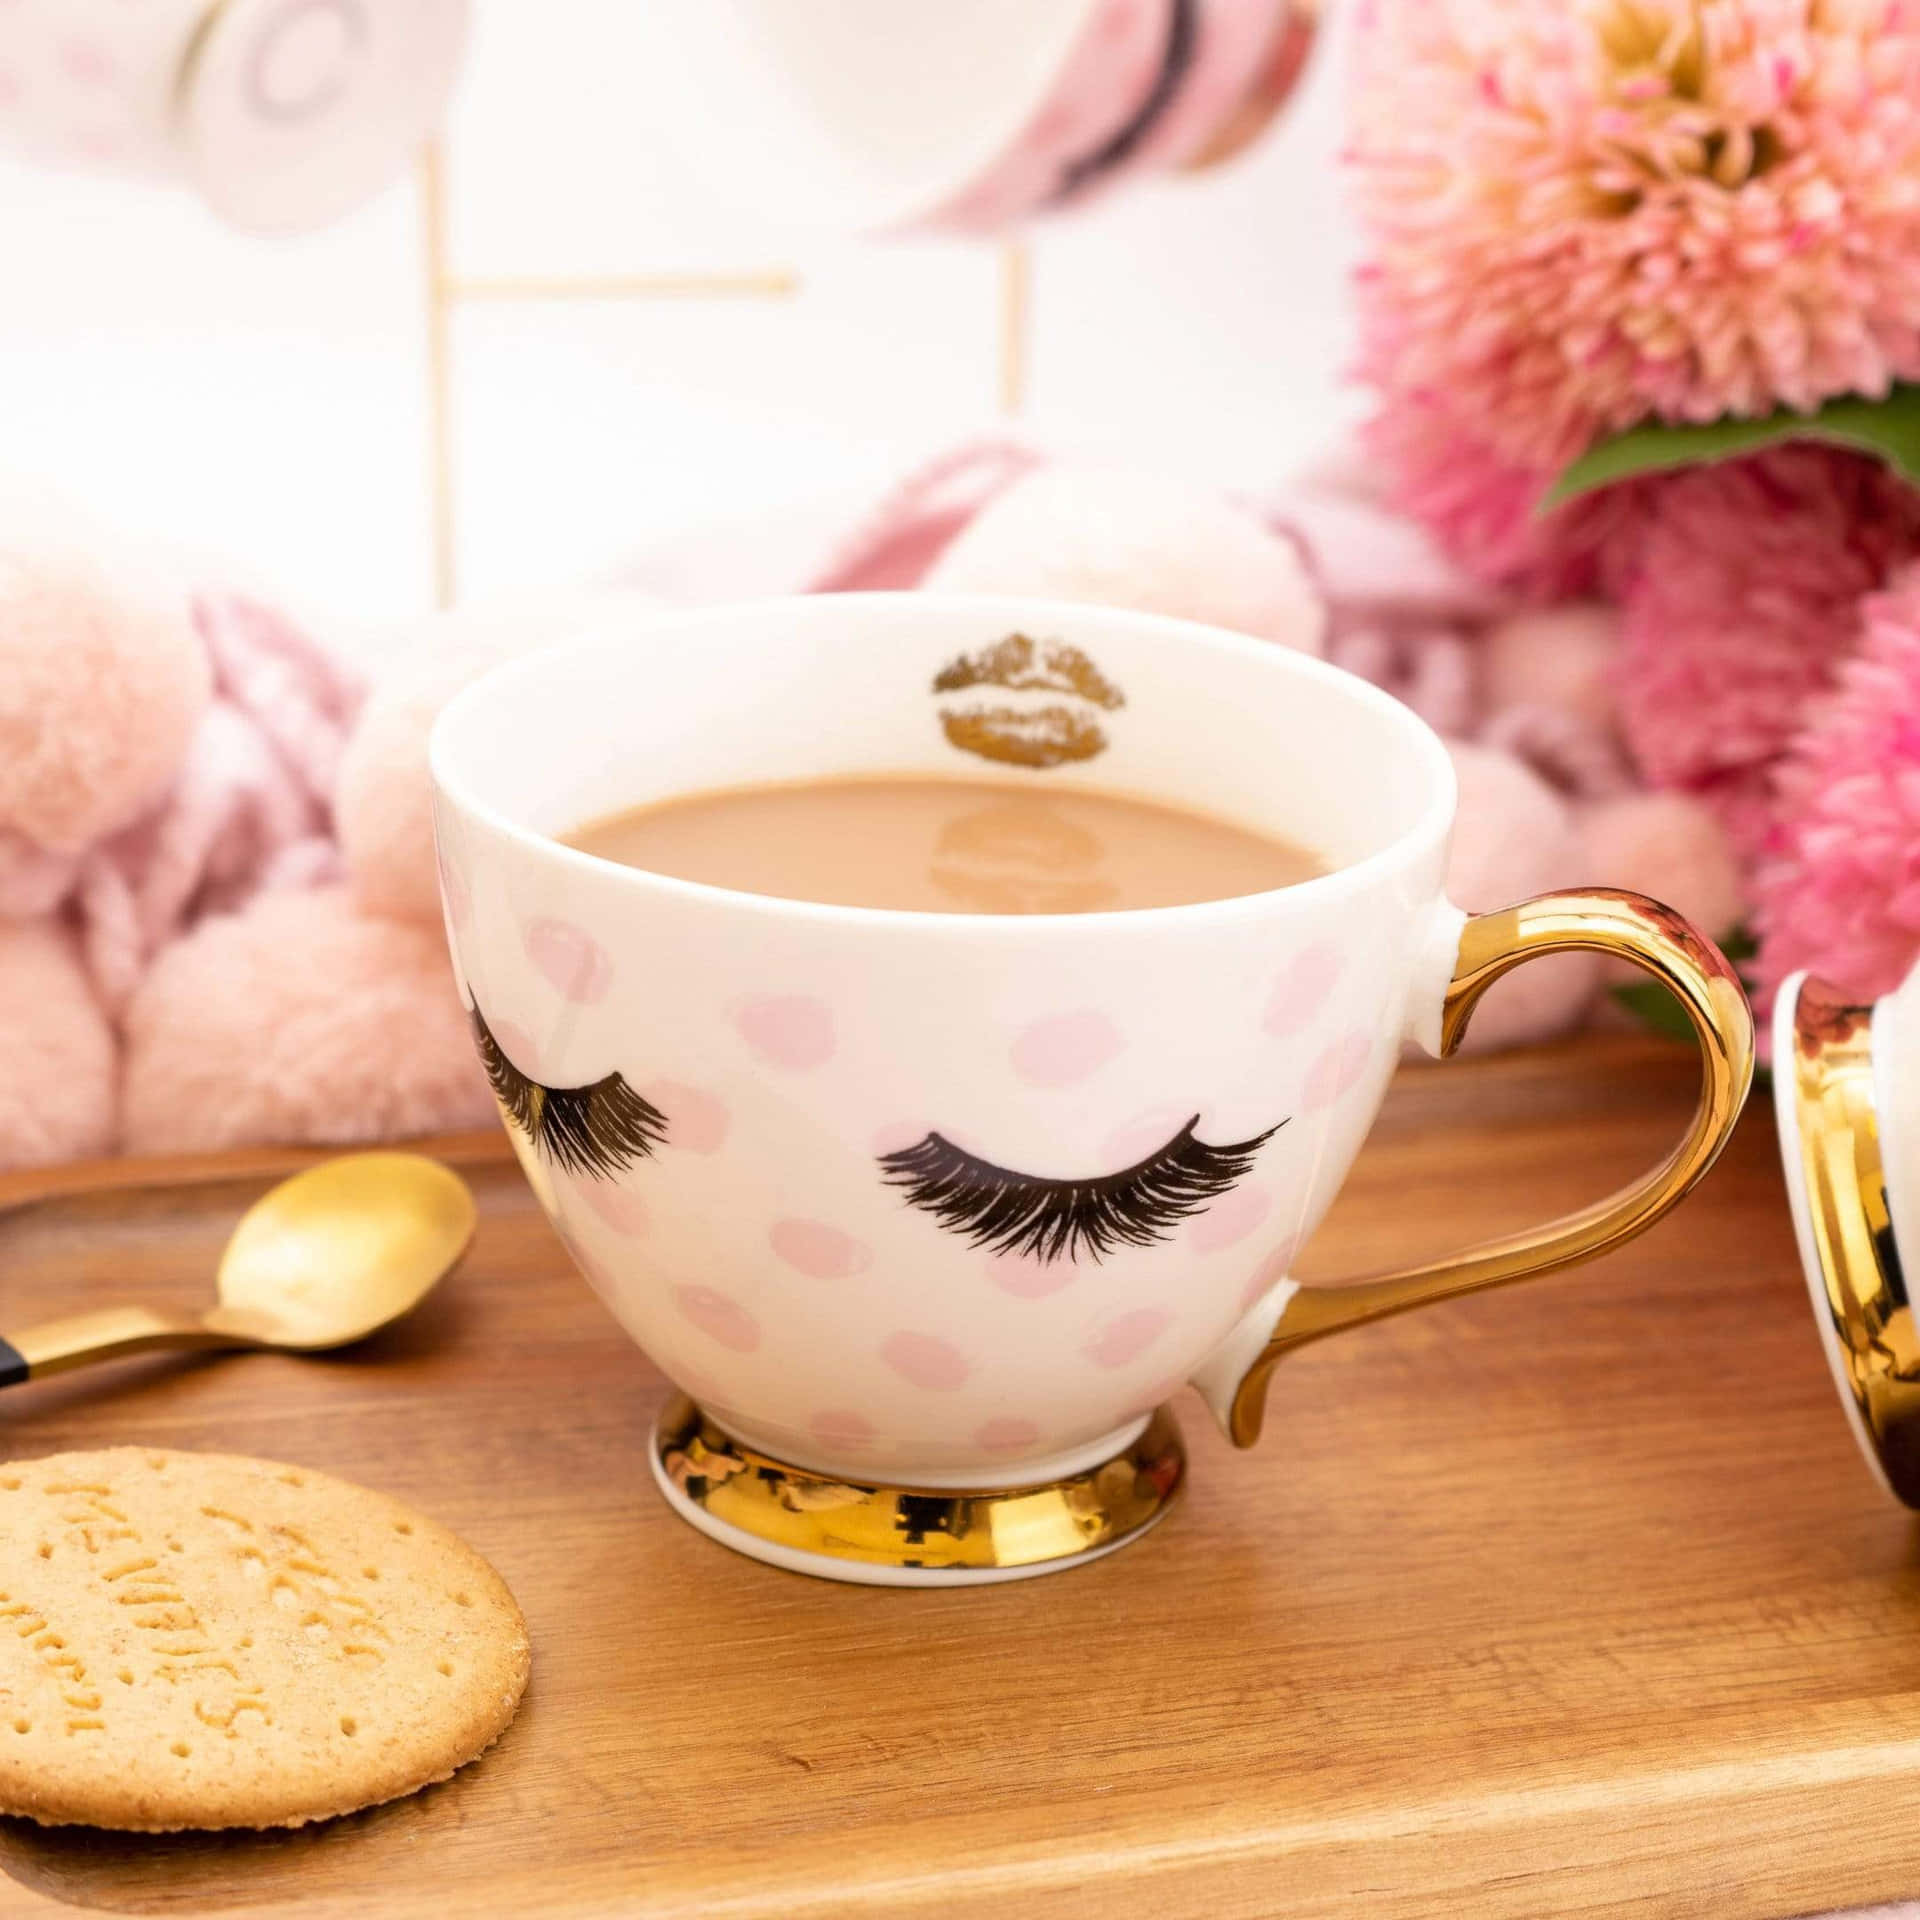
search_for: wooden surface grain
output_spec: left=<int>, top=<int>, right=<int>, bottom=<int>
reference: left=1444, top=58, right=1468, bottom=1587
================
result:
left=0, top=1036, right=1913, bottom=1919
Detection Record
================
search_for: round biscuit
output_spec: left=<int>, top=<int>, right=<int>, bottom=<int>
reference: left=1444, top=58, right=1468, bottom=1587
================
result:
left=0, top=1448, right=529, bottom=1831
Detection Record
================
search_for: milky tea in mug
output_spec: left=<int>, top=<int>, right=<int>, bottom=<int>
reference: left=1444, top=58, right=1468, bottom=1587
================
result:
left=563, top=774, right=1327, bottom=915
left=430, top=595, right=1752, bottom=1584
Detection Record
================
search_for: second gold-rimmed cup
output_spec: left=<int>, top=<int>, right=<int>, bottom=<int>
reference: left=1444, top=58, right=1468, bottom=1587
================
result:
left=1773, top=965, right=1920, bottom=1508
left=430, top=593, right=1755, bottom=1585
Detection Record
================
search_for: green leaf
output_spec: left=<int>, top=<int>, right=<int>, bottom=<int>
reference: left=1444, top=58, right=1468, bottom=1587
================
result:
left=1543, top=385, right=1920, bottom=509
left=1608, top=980, right=1699, bottom=1044
left=1716, top=924, right=1757, bottom=969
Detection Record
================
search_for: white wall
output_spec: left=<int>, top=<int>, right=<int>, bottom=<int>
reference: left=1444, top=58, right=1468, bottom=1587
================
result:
left=0, top=1, right=1361, bottom=632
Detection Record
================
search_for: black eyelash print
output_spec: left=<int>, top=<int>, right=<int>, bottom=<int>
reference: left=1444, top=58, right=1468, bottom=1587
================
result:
left=469, top=1001, right=667, bottom=1178
left=879, top=1117, right=1284, bottom=1265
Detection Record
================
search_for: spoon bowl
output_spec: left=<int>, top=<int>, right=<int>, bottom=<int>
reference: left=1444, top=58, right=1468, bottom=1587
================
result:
left=0, top=1152, right=477, bottom=1388
left=208, top=1153, right=478, bottom=1348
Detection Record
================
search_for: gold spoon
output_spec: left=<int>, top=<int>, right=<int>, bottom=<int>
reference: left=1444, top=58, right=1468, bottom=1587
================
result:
left=0, top=1153, right=477, bottom=1389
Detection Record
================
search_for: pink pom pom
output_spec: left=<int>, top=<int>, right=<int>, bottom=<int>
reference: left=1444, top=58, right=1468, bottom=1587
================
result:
left=1580, top=792, right=1745, bottom=941
left=1481, top=603, right=1621, bottom=733
left=925, top=465, right=1326, bottom=653
left=1579, top=792, right=1747, bottom=986
left=1478, top=601, right=1636, bottom=799
left=121, top=888, right=494, bottom=1154
left=338, top=597, right=661, bottom=924
left=0, top=551, right=208, bottom=853
left=1444, top=742, right=1599, bottom=1051
left=336, top=624, right=513, bottom=925
left=1327, top=622, right=1479, bottom=738
left=1752, top=565, right=1920, bottom=1007
left=0, top=921, right=116, bottom=1169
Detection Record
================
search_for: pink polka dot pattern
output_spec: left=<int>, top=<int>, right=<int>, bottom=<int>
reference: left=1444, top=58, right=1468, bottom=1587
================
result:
left=644, top=1080, right=729, bottom=1155
left=674, top=1285, right=761, bottom=1354
left=1010, top=1010, right=1122, bottom=1088
left=1241, top=1234, right=1304, bottom=1312
left=1101, top=1105, right=1202, bottom=1168
left=576, top=1177, right=649, bottom=1237
left=524, top=918, right=613, bottom=1004
left=61, top=41, right=112, bottom=85
left=1187, top=1182, right=1271, bottom=1255
left=0, top=68, right=20, bottom=109
left=1084, top=1306, right=1172, bottom=1370
left=1265, top=944, right=1343, bottom=1037
left=733, top=995, right=835, bottom=1070
left=1305, top=1031, right=1376, bottom=1110
left=769, top=1219, right=872, bottom=1281
left=880, top=1330, right=970, bottom=1392
left=988, top=1251, right=1074, bottom=1300
left=810, top=1409, right=876, bottom=1448
left=973, top=1417, right=1042, bottom=1453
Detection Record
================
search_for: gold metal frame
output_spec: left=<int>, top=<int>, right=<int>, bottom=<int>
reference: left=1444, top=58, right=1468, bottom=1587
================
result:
left=416, top=144, right=1033, bottom=608
left=1231, top=889, right=1757, bottom=1445
left=1782, top=976, right=1920, bottom=1506
left=653, top=1397, right=1183, bottom=1578
left=172, top=0, right=235, bottom=121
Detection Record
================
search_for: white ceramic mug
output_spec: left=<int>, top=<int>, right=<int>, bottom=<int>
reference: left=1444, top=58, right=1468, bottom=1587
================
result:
left=430, top=594, right=1754, bottom=1584
left=644, top=0, right=1315, bottom=236
left=0, top=0, right=467, bottom=232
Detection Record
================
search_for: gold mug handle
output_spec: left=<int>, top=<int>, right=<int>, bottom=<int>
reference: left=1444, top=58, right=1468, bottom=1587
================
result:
left=1228, top=889, right=1756, bottom=1446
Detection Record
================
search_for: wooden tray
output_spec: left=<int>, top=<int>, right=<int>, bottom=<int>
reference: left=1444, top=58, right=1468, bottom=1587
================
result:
left=0, top=1036, right=1914, bottom=1919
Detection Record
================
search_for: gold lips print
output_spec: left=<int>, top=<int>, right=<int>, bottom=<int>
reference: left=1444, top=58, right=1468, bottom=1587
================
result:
left=930, top=633, right=1126, bottom=769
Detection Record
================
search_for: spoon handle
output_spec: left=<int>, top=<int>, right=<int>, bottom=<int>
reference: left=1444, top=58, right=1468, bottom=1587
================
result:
left=0, top=1308, right=248, bottom=1387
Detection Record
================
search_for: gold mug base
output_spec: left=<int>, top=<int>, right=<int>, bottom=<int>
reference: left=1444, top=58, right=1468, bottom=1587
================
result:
left=649, top=1396, right=1186, bottom=1587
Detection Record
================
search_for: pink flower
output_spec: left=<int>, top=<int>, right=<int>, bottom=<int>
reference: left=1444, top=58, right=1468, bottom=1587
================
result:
left=1351, top=0, right=1920, bottom=579
left=1612, top=446, right=1920, bottom=849
left=1753, top=564, right=1920, bottom=1004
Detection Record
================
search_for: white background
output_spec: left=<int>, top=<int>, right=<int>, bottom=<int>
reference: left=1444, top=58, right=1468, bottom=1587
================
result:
left=0, top=1, right=1362, bottom=633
